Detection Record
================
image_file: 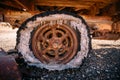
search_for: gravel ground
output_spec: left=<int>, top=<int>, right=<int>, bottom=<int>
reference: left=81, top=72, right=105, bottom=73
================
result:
left=0, top=25, right=120, bottom=80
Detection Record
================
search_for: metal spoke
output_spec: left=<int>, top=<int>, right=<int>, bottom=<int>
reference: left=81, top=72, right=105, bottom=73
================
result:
left=52, top=26, right=56, bottom=38
left=55, top=49, right=59, bottom=60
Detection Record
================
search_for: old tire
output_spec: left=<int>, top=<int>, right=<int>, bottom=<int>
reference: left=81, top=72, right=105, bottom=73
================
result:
left=16, top=11, right=91, bottom=70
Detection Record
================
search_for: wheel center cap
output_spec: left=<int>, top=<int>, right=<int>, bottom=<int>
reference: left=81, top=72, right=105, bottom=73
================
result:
left=53, top=42, right=59, bottom=48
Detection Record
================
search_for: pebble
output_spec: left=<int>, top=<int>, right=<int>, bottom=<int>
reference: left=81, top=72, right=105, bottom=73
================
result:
left=97, top=71, right=100, bottom=74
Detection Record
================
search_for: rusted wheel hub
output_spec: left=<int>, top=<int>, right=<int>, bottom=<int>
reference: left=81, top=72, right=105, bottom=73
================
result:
left=32, top=24, right=78, bottom=64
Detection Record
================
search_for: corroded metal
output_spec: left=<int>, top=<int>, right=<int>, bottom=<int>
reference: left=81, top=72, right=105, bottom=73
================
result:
left=92, top=30, right=120, bottom=40
left=32, top=24, right=78, bottom=64
left=0, top=49, right=21, bottom=80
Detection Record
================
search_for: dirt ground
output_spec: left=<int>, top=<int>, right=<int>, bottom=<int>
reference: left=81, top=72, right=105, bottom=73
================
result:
left=0, top=24, right=120, bottom=80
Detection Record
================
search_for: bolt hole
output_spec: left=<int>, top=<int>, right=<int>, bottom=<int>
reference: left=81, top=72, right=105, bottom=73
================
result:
left=47, top=33, right=53, bottom=39
left=46, top=50, right=55, bottom=58
left=56, top=33, right=62, bottom=38
left=62, top=39, right=67, bottom=45
left=58, top=48, right=64, bottom=52
left=59, top=51, right=67, bottom=57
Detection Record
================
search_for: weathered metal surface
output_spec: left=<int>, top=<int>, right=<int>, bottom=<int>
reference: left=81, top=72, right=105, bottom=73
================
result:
left=89, top=21, right=120, bottom=40
left=91, top=30, right=120, bottom=40
left=0, top=49, right=21, bottom=80
left=32, top=24, right=78, bottom=64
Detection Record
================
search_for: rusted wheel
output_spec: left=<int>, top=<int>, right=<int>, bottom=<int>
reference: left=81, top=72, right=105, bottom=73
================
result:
left=32, top=24, right=78, bottom=64
left=16, top=11, right=91, bottom=70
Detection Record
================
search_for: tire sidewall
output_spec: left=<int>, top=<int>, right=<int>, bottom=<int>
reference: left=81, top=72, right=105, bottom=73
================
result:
left=16, top=11, right=91, bottom=70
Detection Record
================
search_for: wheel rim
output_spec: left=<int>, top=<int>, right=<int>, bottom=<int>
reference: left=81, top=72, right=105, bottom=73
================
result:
left=32, top=24, right=78, bottom=64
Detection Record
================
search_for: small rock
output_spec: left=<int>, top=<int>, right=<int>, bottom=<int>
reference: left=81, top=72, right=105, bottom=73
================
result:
left=97, top=71, right=100, bottom=74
